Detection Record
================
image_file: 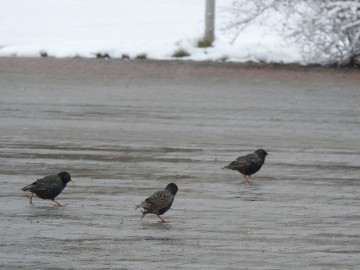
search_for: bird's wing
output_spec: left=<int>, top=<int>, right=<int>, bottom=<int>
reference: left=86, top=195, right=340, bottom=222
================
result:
left=225, top=154, right=251, bottom=168
left=225, top=153, right=260, bottom=170
left=240, top=153, right=258, bottom=161
left=22, top=175, right=60, bottom=191
left=235, top=155, right=250, bottom=165
left=244, top=153, right=262, bottom=165
left=145, top=190, right=172, bottom=211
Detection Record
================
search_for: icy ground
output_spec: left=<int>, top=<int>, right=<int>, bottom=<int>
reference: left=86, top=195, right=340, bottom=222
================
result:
left=1, top=58, right=360, bottom=269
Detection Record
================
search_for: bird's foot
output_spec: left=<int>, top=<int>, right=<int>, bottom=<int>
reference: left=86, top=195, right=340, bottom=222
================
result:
left=157, top=215, right=167, bottom=222
left=52, top=200, right=64, bottom=207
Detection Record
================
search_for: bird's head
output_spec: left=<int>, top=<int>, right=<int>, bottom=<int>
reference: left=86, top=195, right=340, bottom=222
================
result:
left=254, top=149, right=270, bottom=158
left=58, top=171, right=72, bottom=184
left=165, top=183, right=179, bottom=196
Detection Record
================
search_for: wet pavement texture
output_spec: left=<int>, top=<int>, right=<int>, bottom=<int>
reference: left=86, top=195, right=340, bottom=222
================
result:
left=0, top=58, right=360, bottom=269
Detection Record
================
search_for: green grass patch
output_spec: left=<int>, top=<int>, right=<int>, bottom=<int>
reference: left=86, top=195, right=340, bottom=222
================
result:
left=135, top=53, right=147, bottom=59
left=197, top=39, right=213, bottom=48
left=172, top=48, right=190, bottom=58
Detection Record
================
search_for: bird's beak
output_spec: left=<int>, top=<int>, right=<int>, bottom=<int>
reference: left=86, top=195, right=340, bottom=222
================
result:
left=267, top=152, right=272, bottom=156
left=70, top=180, right=75, bottom=183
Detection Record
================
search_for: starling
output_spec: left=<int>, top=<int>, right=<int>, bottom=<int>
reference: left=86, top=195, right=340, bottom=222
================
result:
left=21, top=171, right=72, bottom=206
left=223, top=149, right=269, bottom=185
left=136, top=183, right=179, bottom=222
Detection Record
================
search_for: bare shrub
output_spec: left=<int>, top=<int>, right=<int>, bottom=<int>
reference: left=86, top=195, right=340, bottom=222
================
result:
left=223, top=0, right=360, bottom=66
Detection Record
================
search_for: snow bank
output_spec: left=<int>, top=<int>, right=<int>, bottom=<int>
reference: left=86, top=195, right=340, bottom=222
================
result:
left=0, top=0, right=302, bottom=64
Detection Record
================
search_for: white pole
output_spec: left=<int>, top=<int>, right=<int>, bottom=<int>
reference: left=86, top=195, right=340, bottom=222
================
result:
left=204, top=0, right=215, bottom=45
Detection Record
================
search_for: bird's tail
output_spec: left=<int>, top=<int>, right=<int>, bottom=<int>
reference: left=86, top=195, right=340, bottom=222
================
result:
left=21, top=183, right=35, bottom=191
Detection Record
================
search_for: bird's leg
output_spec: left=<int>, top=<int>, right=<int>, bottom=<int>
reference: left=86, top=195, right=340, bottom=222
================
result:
left=52, top=200, right=64, bottom=207
left=242, top=175, right=250, bottom=185
left=246, top=176, right=252, bottom=183
left=28, top=193, right=34, bottom=205
left=157, top=215, right=166, bottom=222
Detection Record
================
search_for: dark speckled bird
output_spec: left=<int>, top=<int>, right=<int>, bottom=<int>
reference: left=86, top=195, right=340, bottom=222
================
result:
left=136, top=183, right=179, bottom=222
left=223, top=149, right=269, bottom=185
left=21, top=171, right=72, bottom=206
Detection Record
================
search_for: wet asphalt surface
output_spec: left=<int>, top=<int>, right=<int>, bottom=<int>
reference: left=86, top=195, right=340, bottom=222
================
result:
left=0, top=58, right=359, bottom=269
